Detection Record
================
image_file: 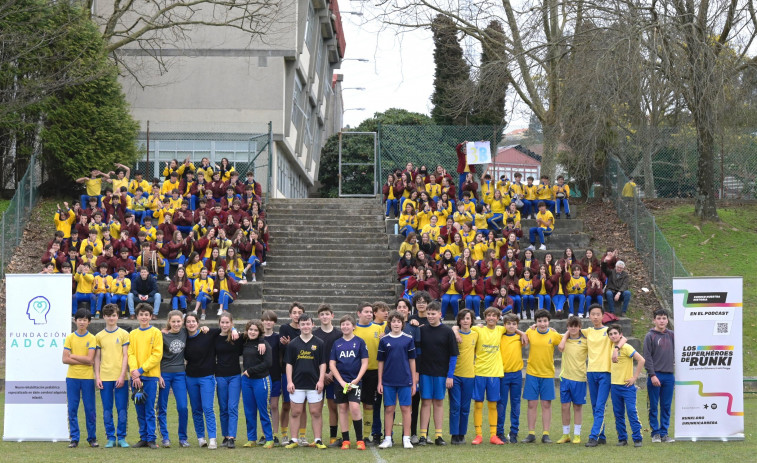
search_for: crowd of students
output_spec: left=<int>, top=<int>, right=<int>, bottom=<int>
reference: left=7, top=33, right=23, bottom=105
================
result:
left=64, top=297, right=676, bottom=450
left=42, top=158, right=269, bottom=320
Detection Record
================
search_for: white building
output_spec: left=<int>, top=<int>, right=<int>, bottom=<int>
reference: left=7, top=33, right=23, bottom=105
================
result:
left=94, top=0, right=347, bottom=198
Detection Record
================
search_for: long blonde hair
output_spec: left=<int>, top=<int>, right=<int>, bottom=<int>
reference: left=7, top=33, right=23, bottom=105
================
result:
left=165, top=310, right=184, bottom=330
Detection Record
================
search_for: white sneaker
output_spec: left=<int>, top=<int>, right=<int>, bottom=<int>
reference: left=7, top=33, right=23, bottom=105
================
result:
left=198, top=438, right=207, bottom=447
left=539, top=244, right=547, bottom=250
left=217, top=308, right=223, bottom=316
left=261, top=262, right=267, bottom=267
left=208, top=438, right=217, bottom=449
left=200, top=313, right=206, bottom=321
left=403, top=436, right=413, bottom=449
left=526, top=245, right=536, bottom=251
left=252, top=275, right=257, bottom=282
left=379, top=437, right=393, bottom=449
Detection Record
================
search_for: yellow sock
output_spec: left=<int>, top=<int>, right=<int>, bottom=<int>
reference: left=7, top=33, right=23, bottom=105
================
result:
left=435, top=429, right=443, bottom=438
left=529, top=431, right=535, bottom=435
left=474, top=402, right=484, bottom=435
left=281, top=427, right=288, bottom=437
left=488, top=402, right=498, bottom=437
left=299, top=428, right=306, bottom=439
left=420, top=429, right=428, bottom=439
left=543, top=431, right=550, bottom=436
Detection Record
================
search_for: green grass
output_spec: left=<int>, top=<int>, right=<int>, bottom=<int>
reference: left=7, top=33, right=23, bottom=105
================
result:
left=0, top=199, right=9, bottom=216
left=653, top=203, right=757, bottom=376
left=1, top=390, right=755, bottom=461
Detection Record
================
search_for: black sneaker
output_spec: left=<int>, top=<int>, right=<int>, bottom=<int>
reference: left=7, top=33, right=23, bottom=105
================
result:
left=273, top=436, right=281, bottom=447
left=257, top=436, right=266, bottom=445
left=616, top=440, right=627, bottom=446
left=328, top=438, right=343, bottom=448
left=598, top=437, right=607, bottom=445
left=147, top=441, right=159, bottom=449
left=509, top=434, right=518, bottom=444
left=372, top=435, right=383, bottom=446
left=633, top=440, right=642, bottom=447
left=522, top=434, right=536, bottom=443
left=585, top=438, right=598, bottom=447
left=417, top=437, right=427, bottom=446
left=68, top=440, right=78, bottom=448
left=541, top=435, right=552, bottom=444
left=227, top=438, right=235, bottom=449
left=363, top=436, right=373, bottom=447
left=449, top=435, right=460, bottom=445
left=88, top=440, right=99, bottom=448
left=566, top=213, right=571, bottom=219
left=496, top=434, right=508, bottom=444
left=221, top=437, right=229, bottom=447
left=555, top=213, right=561, bottom=219
left=434, top=436, right=447, bottom=446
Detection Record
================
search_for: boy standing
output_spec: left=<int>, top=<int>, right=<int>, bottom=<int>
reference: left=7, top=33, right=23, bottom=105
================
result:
left=417, top=301, right=458, bottom=446
left=284, top=314, right=327, bottom=449
left=644, top=308, right=675, bottom=443
left=608, top=324, right=645, bottom=447
left=556, top=316, right=588, bottom=444
left=377, top=311, right=417, bottom=449
left=95, top=304, right=130, bottom=448
left=63, top=309, right=98, bottom=448
left=278, top=302, right=303, bottom=445
left=353, top=302, right=383, bottom=445
left=498, top=313, right=525, bottom=443
left=329, top=315, right=370, bottom=450
left=313, top=304, right=344, bottom=445
left=522, top=309, right=562, bottom=443
left=128, top=303, right=164, bottom=448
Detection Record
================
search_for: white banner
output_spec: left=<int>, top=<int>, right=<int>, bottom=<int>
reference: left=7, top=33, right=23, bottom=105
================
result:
left=4, top=274, right=72, bottom=441
left=673, top=277, right=744, bottom=441
left=466, top=141, right=492, bottom=165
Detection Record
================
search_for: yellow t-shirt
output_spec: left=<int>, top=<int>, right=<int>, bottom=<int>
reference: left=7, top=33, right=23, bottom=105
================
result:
left=161, top=180, right=181, bottom=196
left=505, top=209, right=521, bottom=225
left=80, top=239, right=103, bottom=257
left=354, top=323, right=383, bottom=370
left=473, top=212, right=493, bottom=231
left=129, top=179, right=151, bottom=195
left=110, top=278, right=130, bottom=295
left=127, top=326, right=163, bottom=378
left=453, top=211, right=473, bottom=226
left=399, top=241, right=419, bottom=258
left=85, top=178, right=102, bottom=196
left=64, top=331, right=96, bottom=379
left=611, top=344, right=637, bottom=385
left=95, top=328, right=130, bottom=382
left=416, top=210, right=432, bottom=230
left=93, top=275, right=112, bottom=294
left=519, top=278, right=535, bottom=296
left=471, top=242, right=488, bottom=261
left=567, top=276, right=586, bottom=295
left=421, top=224, right=441, bottom=242
left=112, top=177, right=128, bottom=192
left=525, top=328, right=563, bottom=378
left=54, top=210, right=76, bottom=238
left=440, top=243, right=461, bottom=258
left=425, top=183, right=441, bottom=198
left=454, top=330, right=478, bottom=378
left=74, top=272, right=95, bottom=293
left=536, top=210, right=554, bottom=230
left=140, top=226, right=157, bottom=242
left=500, top=332, right=524, bottom=373
left=472, top=325, right=506, bottom=377
left=524, top=184, right=537, bottom=200
left=560, top=335, right=588, bottom=382
left=582, top=326, right=612, bottom=373
left=194, top=278, right=214, bottom=296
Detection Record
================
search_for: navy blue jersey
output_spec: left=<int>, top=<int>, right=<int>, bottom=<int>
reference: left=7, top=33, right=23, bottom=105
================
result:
left=264, top=332, right=282, bottom=378
left=386, top=322, right=421, bottom=353
left=330, top=336, right=369, bottom=383
left=377, top=332, right=416, bottom=387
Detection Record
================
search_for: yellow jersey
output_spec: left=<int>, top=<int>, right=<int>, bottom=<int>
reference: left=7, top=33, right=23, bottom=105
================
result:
left=74, top=272, right=95, bottom=293
left=398, top=213, right=418, bottom=230
left=519, top=278, right=535, bottom=296
left=127, top=326, right=163, bottom=378
left=505, top=209, right=521, bottom=225
left=524, top=184, right=537, bottom=200
left=490, top=198, right=510, bottom=214
left=80, top=238, right=103, bottom=257
left=472, top=325, right=506, bottom=377
left=64, top=331, right=96, bottom=379
left=560, top=335, right=588, bottom=382
left=535, top=182, right=553, bottom=200
left=109, top=278, right=130, bottom=295
left=128, top=179, right=151, bottom=195
left=525, top=328, right=563, bottom=378
left=416, top=210, right=432, bottom=230
left=140, top=226, right=157, bottom=242
left=354, top=323, right=383, bottom=370
left=425, top=183, right=441, bottom=198
left=536, top=210, right=554, bottom=230
left=509, top=182, right=525, bottom=198
left=473, top=211, right=493, bottom=231
left=500, top=332, right=524, bottom=373
left=582, top=326, right=613, bottom=373
left=553, top=184, right=570, bottom=199
left=480, top=182, right=496, bottom=205
left=567, top=276, right=586, bottom=295
left=85, top=178, right=102, bottom=196
left=95, top=328, right=130, bottom=381
left=453, top=211, right=473, bottom=226
left=194, top=278, right=214, bottom=296
left=471, top=241, right=488, bottom=261
left=161, top=179, right=181, bottom=196
left=93, top=275, right=112, bottom=294
left=185, top=261, right=204, bottom=280
left=421, top=224, right=441, bottom=242
left=611, top=344, right=637, bottom=385
left=455, top=330, right=478, bottom=378
left=54, top=210, right=76, bottom=238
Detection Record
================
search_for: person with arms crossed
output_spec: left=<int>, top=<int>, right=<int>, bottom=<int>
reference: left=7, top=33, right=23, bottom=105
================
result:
left=63, top=309, right=98, bottom=448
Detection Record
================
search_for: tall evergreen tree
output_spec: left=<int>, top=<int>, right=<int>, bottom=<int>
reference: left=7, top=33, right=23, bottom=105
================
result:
left=470, top=20, right=508, bottom=126
left=430, top=14, right=472, bottom=125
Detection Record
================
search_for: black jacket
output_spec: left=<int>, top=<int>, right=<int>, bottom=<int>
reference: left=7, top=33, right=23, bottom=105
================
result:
left=242, top=339, right=272, bottom=379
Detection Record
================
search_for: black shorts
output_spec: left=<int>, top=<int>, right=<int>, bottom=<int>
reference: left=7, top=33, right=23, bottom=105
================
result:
left=361, top=369, right=378, bottom=405
left=334, top=384, right=362, bottom=404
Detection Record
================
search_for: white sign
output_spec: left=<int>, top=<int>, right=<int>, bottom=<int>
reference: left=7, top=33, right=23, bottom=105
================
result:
left=466, top=141, right=492, bottom=165
left=673, top=277, right=744, bottom=441
left=4, top=274, right=72, bottom=441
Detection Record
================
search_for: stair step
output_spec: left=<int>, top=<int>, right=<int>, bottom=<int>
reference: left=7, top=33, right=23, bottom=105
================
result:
left=265, top=264, right=389, bottom=272
left=264, top=281, right=397, bottom=289
left=271, top=235, right=388, bottom=243
left=267, top=256, right=391, bottom=264
left=263, top=288, right=398, bottom=297
left=262, top=295, right=394, bottom=304
left=268, top=214, right=385, bottom=221
left=265, top=268, right=391, bottom=277
left=264, top=275, right=395, bottom=283
left=270, top=249, right=390, bottom=257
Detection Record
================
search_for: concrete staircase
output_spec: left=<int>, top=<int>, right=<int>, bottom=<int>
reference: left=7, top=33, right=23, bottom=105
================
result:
left=262, top=198, right=396, bottom=319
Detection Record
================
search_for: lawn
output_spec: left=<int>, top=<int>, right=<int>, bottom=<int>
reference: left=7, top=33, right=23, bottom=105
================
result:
left=0, top=199, right=9, bottom=216
left=1, top=390, right=754, bottom=462
left=653, top=203, right=757, bottom=376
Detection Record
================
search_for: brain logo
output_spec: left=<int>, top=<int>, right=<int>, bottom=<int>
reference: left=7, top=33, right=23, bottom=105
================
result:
left=27, top=296, right=51, bottom=325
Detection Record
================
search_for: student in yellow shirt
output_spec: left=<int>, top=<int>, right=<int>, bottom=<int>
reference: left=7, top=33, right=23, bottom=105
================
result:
left=583, top=304, right=627, bottom=447
left=129, top=172, right=151, bottom=196
left=73, top=262, right=97, bottom=315
left=553, top=175, right=571, bottom=218
left=536, top=175, right=555, bottom=213
left=95, top=304, right=131, bottom=448
left=480, top=174, right=496, bottom=205
left=556, top=317, right=588, bottom=444
left=566, top=265, right=586, bottom=316
left=509, top=173, right=528, bottom=217
left=621, top=177, right=637, bottom=198
left=523, top=176, right=538, bottom=219
left=472, top=204, right=494, bottom=235
left=527, top=202, right=554, bottom=251
left=425, top=174, right=442, bottom=200
left=140, top=217, right=157, bottom=242
left=93, top=262, right=113, bottom=317
left=608, top=324, right=645, bottom=447
left=523, top=309, right=563, bottom=443
left=109, top=268, right=131, bottom=315
left=421, top=214, right=441, bottom=242
left=63, top=308, right=98, bottom=447
left=193, top=267, right=214, bottom=320
left=496, top=175, right=511, bottom=198
left=76, top=168, right=110, bottom=208
left=449, top=309, right=477, bottom=445
left=106, top=164, right=131, bottom=193
left=398, top=203, right=418, bottom=237
left=353, top=303, right=384, bottom=444
left=55, top=202, right=77, bottom=238
left=488, top=190, right=509, bottom=231
left=128, top=303, right=164, bottom=448
left=470, top=232, right=489, bottom=262
left=505, top=202, right=522, bottom=229
left=497, top=313, right=525, bottom=443
left=416, top=201, right=433, bottom=231
left=453, top=202, right=473, bottom=230
left=518, top=268, right=537, bottom=320
left=161, top=172, right=181, bottom=197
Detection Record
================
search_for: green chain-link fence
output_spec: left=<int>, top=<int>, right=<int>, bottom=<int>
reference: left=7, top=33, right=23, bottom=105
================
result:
left=1, top=154, right=42, bottom=277
left=133, top=122, right=273, bottom=200
left=605, top=155, right=690, bottom=311
left=378, top=124, right=504, bottom=182
left=609, top=127, right=757, bottom=199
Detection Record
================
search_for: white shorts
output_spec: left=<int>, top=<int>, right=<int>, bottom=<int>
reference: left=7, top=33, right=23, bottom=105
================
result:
left=290, top=389, right=323, bottom=404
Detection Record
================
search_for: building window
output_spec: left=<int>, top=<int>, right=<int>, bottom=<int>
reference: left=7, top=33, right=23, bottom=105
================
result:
left=292, top=77, right=306, bottom=130
left=304, top=2, right=316, bottom=53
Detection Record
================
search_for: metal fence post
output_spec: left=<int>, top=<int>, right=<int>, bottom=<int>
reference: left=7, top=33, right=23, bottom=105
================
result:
left=633, top=198, right=638, bottom=248
left=652, top=215, right=656, bottom=284
left=1, top=214, right=5, bottom=277
left=672, top=248, right=676, bottom=278
left=16, top=182, right=21, bottom=246
left=29, top=157, right=34, bottom=212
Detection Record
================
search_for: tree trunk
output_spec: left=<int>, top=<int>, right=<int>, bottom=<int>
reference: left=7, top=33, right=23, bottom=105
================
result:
left=541, top=119, right=558, bottom=178
left=693, top=117, right=719, bottom=220
left=643, top=126, right=656, bottom=198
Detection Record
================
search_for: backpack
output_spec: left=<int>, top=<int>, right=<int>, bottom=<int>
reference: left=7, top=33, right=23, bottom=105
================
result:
left=602, top=312, right=619, bottom=324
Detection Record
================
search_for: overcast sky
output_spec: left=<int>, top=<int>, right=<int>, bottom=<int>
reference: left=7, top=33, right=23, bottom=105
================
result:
left=338, top=11, right=530, bottom=130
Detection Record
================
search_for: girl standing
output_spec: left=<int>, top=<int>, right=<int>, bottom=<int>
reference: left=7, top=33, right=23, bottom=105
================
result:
left=241, top=320, right=274, bottom=448
left=215, top=312, right=244, bottom=448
